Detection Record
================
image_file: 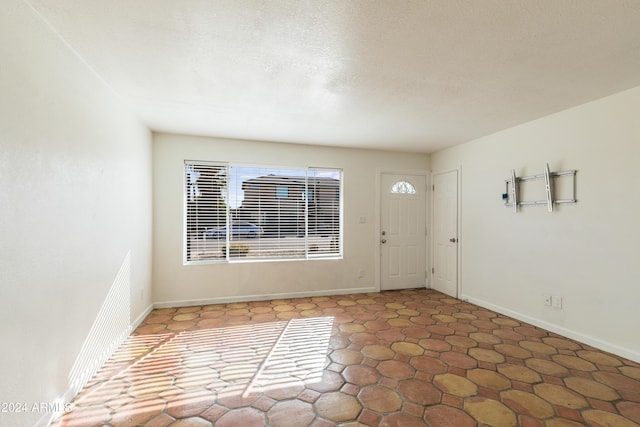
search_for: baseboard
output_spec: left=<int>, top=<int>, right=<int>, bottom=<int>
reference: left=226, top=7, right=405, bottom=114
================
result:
left=462, top=294, right=640, bottom=364
left=132, top=303, right=154, bottom=329
left=37, top=303, right=154, bottom=427
left=154, top=286, right=379, bottom=309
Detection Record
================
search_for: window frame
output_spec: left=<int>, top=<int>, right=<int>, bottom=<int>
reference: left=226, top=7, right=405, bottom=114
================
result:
left=184, top=161, right=343, bottom=265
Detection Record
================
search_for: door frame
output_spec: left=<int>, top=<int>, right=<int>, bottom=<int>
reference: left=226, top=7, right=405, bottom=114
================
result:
left=430, top=167, right=462, bottom=298
left=375, top=169, right=430, bottom=291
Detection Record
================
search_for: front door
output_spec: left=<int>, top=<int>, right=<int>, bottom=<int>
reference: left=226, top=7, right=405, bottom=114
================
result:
left=380, top=173, right=426, bottom=290
left=432, top=170, right=458, bottom=297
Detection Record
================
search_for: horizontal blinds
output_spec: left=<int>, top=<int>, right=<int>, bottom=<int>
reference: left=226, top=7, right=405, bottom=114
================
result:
left=185, top=162, right=228, bottom=262
left=185, top=162, right=342, bottom=262
left=307, top=168, right=341, bottom=257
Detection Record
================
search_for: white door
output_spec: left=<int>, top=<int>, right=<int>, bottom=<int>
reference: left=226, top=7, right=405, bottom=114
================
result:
left=380, top=173, right=426, bottom=290
left=432, top=170, right=458, bottom=297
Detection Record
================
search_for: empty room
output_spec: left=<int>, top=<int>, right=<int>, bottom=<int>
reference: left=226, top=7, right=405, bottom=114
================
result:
left=1, top=1, right=640, bottom=426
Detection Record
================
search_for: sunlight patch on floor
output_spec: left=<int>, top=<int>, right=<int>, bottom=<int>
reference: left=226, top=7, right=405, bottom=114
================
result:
left=64, top=316, right=334, bottom=426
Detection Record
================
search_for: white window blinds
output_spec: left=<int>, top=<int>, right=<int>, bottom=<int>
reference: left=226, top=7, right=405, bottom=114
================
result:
left=185, top=162, right=228, bottom=262
left=185, top=161, right=342, bottom=263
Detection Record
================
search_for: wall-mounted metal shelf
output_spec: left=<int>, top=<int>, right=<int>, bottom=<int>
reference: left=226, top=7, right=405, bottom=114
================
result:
left=503, top=163, right=577, bottom=213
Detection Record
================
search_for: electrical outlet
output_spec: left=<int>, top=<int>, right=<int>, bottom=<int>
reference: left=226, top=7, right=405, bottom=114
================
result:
left=543, top=294, right=552, bottom=307
left=358, top=269, right=365, bottom=278
left=552, top=295, right=562, bottom=309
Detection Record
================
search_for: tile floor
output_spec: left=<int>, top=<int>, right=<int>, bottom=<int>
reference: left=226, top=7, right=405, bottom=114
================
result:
left=52, top=289, right=640, bottom=427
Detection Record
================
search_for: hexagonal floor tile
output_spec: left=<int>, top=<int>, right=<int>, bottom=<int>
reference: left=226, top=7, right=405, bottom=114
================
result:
left=397, top=379, right=441, bottom=405
left=582, top=409, right=639, bottom=427
left=564, top=376, right=620, bottom=401
left=379, top=413, right=426, bottom=427
left=267, top=399, right=315, bottom=427
left=306, top=370, right=345, bottom=393
left=467, top=369, right=511, bottom=390
left=464, top=397, right=517, bottom=427
left=358, top=385, right=402, bottom=413
left=330, top=349, right=364, bottom=365
left=424, top=405, right=476, bottom=427
left=377, top=360, right=415, bottom=379
left=391, top=342, right=424, bottom=356
left=532, top=384, right=588, bottom=409
left=216, top=407, right=266, bottom=427
left=497, top=364, right=542, bottom=384
left=433, top=373, right=478, bottom=397
left=361, top=344, right=395, bottom=361
left=501, top=390, right=554, bottom=419
left=315, top=392, right=361, bottom=422
left=51, top=288, right=640, bottom=427
left=342, top=365, right=380, bottom=386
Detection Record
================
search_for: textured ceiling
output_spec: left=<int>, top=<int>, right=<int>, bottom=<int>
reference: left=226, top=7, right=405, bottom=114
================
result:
left=25, top=0, right=640, bottom=153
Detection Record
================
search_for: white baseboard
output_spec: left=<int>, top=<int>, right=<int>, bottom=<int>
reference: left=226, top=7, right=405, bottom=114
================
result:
left=462, top=294, right=640, bottom=364
left=38, top=303, right=155, bottom=427
left=154, top=286, right=379, bottom=309
left=132, top=303, right=154, bottom=329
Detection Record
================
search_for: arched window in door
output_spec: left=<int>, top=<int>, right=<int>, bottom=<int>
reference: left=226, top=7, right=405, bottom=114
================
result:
left=391, top=180, right=416, bottom=195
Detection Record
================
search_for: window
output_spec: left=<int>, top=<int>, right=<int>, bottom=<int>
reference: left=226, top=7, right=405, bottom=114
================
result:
left=391, top=180, right=416, bottom=194
left=302, top=189, right=314, bottom=201
left=185, top=161, right=342, bottom=263
left=276, top=185, right=289, bottom=199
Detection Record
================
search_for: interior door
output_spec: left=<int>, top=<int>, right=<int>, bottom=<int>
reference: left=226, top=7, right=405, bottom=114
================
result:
left=432, top=170, right=458, bottom=297
left=380, top=173, right=426, bottom=290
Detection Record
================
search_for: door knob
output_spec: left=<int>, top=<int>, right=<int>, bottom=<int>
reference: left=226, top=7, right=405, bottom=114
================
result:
left=381, top=239, right=387, bottom=244
left=449, top=238, right=457, bottom=243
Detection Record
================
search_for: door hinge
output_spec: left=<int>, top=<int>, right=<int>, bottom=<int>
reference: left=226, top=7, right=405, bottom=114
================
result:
left=432, top=184, right=435, bottom=191
left=431, top=267, right=434, bottom=274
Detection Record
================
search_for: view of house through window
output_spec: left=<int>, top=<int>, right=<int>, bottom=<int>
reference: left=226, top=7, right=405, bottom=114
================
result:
left=185, top=161, right=342, bottom=262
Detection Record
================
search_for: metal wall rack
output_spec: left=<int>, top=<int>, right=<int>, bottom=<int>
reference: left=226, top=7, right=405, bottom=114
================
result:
left=503, top=163, right=577, bottom=213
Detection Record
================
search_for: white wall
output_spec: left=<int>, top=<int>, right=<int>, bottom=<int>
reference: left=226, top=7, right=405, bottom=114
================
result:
left=431, top=86, right=640, bottom=362
left=153, top=133, right=430, bottom=305
left=0, top=1, right=152, bottom=426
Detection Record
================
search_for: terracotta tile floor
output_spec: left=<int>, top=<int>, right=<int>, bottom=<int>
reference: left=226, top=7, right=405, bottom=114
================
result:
left=52, top=289, right=640, bottom=426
